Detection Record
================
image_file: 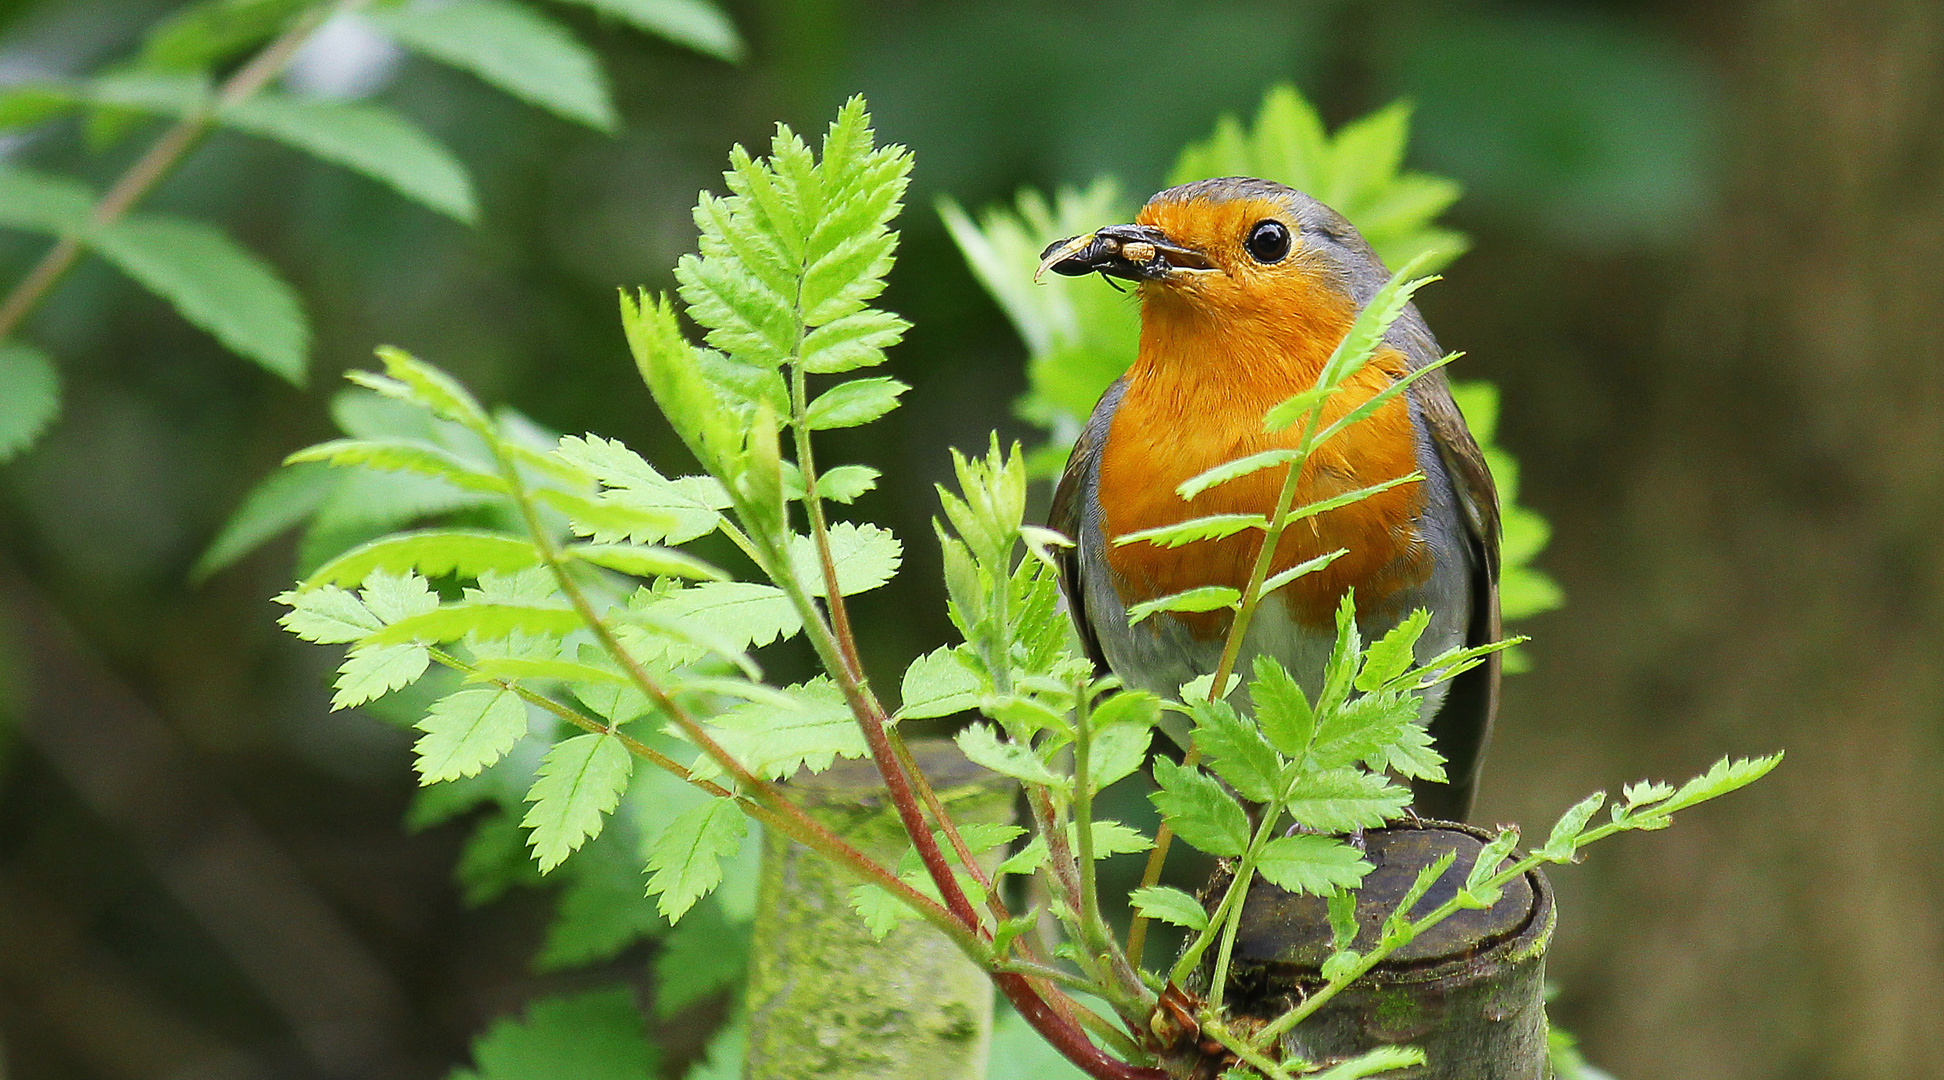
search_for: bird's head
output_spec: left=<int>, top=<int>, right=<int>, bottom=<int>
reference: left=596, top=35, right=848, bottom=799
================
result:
left=1036, top=178, right=1387, bottom=336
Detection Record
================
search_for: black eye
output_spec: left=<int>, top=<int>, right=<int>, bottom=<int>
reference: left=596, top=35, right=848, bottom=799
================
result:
left=1245, top=219, right=1291, bottom=264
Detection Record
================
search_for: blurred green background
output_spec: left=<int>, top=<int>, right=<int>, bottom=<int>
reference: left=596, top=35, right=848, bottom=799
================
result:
left=2, top=0, right=1940, bottom=1077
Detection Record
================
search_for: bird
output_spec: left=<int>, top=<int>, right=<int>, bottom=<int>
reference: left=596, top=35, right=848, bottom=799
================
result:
left=1038, top=177, right=1501, bottom=823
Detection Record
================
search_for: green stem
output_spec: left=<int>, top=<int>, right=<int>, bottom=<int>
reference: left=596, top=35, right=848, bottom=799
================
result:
left=0, top=0, right=361, bottom=346
left=1197, top=1016, right=1296, bottom=1080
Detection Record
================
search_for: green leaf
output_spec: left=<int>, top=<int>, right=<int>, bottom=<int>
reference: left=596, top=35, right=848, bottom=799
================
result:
left=1128, top=885, right=1208, bottom=932
left=787, top=521, right=902, bottom=597
left=648, top=581, right=800, bottom=649
left=523, top=732, right=634, bottom=873
left=1308, top=1046, right=1427, bottom=1080
left=371, top=0, right=616, bottom=131
left=1282, top=768, right=1409, bottom=833
left=646, top=797, right=746, bottom=921
left=801, top=308, right=907, bottom=373
left=92, top=212, right=308, bottom=383
left=1464, top=827, right=1521, bottom=898
left=803, top=376, right=908, bottom=430
left=554, top=0, right=745, bottom=61
left=364, top=600, right=581, bottom=646
left=1149, top=756, right=1250, bottom=858
left=1111, top=513, right=1265, bottom=550
left=1256, top=834, right=1371, bottom=896
left=284, top=437, right=506, bottom=493
left=1125, top=585, right=1239, bottom=627
left=817, top=463, right=880, bottom=503
left=0, top=341, right=61, bottom=462
left=1176, top=446, right=1298, bottom=500
left=194, top=461, right=336, bottom=580
left=1089, top=719, right=1152, bottom=789
left=1259, top=548, right=1349, bottom=597
left=1357, top=609, right=1431, bottom=692
left=462, top=988, right=657, bottom=1080
left=1283, top=473, right=1425, bottom=528
left=363, top=346, right=492, bottom=432
left=899, top=645, right=980, bottom=719
left=535, top=838, right=668, bottom=971
left=1189, top=698, right=1283, bottom=803
left=1250, top=654, right=1315, bottom=759
left=567, top=542, right=726, bottom=581
left=415, top=687, right=531, bottom=783
left=704, top=678, right=864, bottom=780
left=1651, top=753, right=1784, bottom=819
left=620, top=291, right=736, bottom=468
left=996, top=820, right=1148, bottom=876
left=654, top=896, right=749, bottom=1016
left=0, top=166, right=94, bottom=233
left=332, top=641, right=430, bottom=710
left=276, top=584, right=381, bottom=643
left=1258, top=386, right=1333, bottom=436
left=219, top=92, right=475, bottom=222
left=137, top=0, right=306, bottom=73
left=553, top=434, right=727, bottom=544
left=956, top=724, right=1065, bottom=790
left=304, top=529, right=540, bottom=587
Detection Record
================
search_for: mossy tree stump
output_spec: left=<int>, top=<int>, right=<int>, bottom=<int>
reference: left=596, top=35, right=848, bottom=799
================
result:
left=1204, top=824, right=1555, bottom=1079
left=743, top=742, right=1015, bottom=1080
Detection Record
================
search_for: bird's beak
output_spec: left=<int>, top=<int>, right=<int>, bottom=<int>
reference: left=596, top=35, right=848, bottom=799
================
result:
left=1034, top=223, right=1218, bottom=283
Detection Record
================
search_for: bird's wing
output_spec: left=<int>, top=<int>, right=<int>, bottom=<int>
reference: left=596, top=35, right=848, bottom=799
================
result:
left=1411, top=369, right=1503, bottom=823
left=1049, top=378, right=1125, bottom=677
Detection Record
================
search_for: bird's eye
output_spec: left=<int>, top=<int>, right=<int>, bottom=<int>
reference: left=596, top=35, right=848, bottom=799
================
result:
left=1245, top=220, right=1291, bottom=264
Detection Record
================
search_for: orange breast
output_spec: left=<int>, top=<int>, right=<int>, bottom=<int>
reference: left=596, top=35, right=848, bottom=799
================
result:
left=1096, top=284, right=1430, bottom=637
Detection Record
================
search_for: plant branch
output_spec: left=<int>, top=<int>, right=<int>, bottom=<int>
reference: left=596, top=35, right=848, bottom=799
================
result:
left=0, top=0, right=359, bottom=346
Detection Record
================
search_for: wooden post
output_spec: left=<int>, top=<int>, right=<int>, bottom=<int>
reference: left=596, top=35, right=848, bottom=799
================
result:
left=743, top=742, right=1015, bottom=1080
left=1205, top=824, right=1555, bottom=1079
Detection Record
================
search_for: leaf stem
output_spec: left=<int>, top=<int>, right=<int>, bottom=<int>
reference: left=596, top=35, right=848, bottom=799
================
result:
left=0, top=0, right=361, bottom=347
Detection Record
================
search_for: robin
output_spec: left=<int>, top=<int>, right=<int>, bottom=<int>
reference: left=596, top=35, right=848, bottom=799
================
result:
left=1038, top=178, right=1500, bottom=822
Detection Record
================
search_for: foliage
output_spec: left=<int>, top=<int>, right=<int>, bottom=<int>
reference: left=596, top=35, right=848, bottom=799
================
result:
left=0, top=0, right=743, bottom=462
left=252, top=96, right=1778, bottom=1080
left=939, top=84, right=1563, bottom=646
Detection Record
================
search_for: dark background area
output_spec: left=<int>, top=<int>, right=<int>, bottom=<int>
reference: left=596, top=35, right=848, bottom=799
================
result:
left=2, top=0, right=1941, bottom=1077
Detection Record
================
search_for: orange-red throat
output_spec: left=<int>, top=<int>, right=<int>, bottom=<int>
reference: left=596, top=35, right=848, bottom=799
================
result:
left=1094, top=196, right=1430, bottom=636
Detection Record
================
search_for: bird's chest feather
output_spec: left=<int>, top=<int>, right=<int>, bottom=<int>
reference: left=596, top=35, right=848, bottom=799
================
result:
left=1096, top=323, right=1430, bottom=637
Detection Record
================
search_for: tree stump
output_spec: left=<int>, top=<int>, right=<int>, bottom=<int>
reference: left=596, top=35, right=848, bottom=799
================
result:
left=743, top=742, right=1014, bottom=1080
left=1207, top=824, right=1555, bottom=1079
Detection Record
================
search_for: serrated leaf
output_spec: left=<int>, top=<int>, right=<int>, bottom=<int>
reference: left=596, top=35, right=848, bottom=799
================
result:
left=804, top=376, right=908, bottom=429
left=1282, top=768, right=1410, bottom=832
left=1176, top=446, right=1299, bottom=499
left=816, top=463, right=879, bottom=503
left=275, top=583, right=380, bottom=643
left=703, top=678, right=863, bottom=780
left=1358, top=609, right=1431, bottom=692
left=648, top=580, right=800, bottom=649
left=1149, top=756, right=1250, bottom=858
left=332, top=641, right=429, bottom=709
left=1112, top=514, right=1265, bottom=550
left=645, top=797, right=746, bottom=921
left=1128, top=885, right=1208, bottom=932
left=786, top=521, right=901, bottom=597
left=1259, top=548, right=1348, bottom=597
left=956, top=723, right=1064, bottom=790
left=91, top=211, right=307, bottom=383
left=1257, top=834, right=1371, bottom=896
left=304, top=529, right=540, bottom=587
left=898, top=645, right=981, bottom=719
left=555, top=0, right=744, bottom=61
left=800, top=308, right=906, bottom=373
left=1540, top=792, right=1607, bottom=860
left=284, top=437, right=506, bottom=492
left=1125, top=585, right=1240, bottom=627
left=567, top=542, right=726, bottom=581
left=1250, top=655, right=1315, bottom=759
left=414, top=687, right=530, bottom=782
left=1308, top=1046, right=1427, bottom=1080
left=1655, top=753, right=1784, bottom=817
left=0, top=341, right=60, bottom=462
left=463, top=987, right=658, bottom=1080
left=996, top=820, right=1150, bottom=876
left=1189, top=698, right=1283, bottom=803
left=217, top=92, right=475, bottom=221
left=535, top=838, right=668, bottom=971
left=524, top=732, right=634, bottom=873
left=1465, top=827, right=1521, bottom=896
left=469, top=655, right=628, bottom=686
left=372, top=0, right=616, bottom=130
left=364, top=600, right=581, bottom=646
